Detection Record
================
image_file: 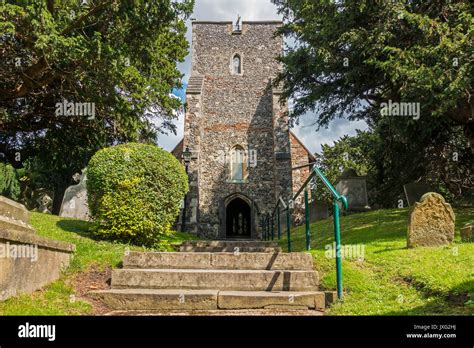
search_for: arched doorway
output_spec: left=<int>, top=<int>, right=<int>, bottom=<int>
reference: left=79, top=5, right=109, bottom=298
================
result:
left=225, top=197, right=251, bottom=238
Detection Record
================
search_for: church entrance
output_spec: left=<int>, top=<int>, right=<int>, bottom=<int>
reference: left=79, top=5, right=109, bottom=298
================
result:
left=225, top=197, right=251, bottom=238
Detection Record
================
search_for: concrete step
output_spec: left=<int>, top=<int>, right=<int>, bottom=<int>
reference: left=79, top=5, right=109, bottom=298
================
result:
left=91, top=289, right=218, bottom=310
left=111, top=269, right=318, bottom=291
left=218, top=290, right=325, bottom=310
left=179, top=240, right=281, bottom=252
left=90, top=289, right=325, bottom=311
left=106, top=309, right=324, bottom=316
left=123, top=251, right=314, bottom=270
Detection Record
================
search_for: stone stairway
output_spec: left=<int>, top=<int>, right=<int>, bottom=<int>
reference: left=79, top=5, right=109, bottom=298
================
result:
left=92, top=240, right=329, bottom=314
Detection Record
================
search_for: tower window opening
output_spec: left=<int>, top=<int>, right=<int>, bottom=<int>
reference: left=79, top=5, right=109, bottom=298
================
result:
left=233, top=54, right=242, bottom=75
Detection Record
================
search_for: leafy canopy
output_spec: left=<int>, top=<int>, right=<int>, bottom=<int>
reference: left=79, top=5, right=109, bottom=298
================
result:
left=275, top=0, right=473, bottom=148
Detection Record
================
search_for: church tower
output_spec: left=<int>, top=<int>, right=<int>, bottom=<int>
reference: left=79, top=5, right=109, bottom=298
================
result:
left=177, top=20, right=295, bottom=239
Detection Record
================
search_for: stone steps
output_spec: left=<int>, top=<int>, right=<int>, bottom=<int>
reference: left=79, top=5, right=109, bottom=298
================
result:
left=124, top=251, right=313, bottom=270
left=91, top=239, right=326, bottom=313
left=91, top=289, right=325, bottom=311
left=111, top=268, right=318, bottom=291
left=179, top=240, right=281, bottom=252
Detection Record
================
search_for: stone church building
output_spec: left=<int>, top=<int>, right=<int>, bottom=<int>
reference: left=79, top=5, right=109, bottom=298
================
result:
left=172, top=20, right=314, bottom=239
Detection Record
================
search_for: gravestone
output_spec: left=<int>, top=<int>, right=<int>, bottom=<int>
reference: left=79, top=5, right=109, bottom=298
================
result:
left=32, top=189, right=53, bottom=214
left=407, top=192, right=455, bottom=248
left=59, top=169, right=90, bottom=221
left=403, top=182, right=432, bottom=207
left=335, top=169, right=369, bottom=212
left=309, top=200, right=329, bottom=221
left=461, top=223, right=473, bottom=242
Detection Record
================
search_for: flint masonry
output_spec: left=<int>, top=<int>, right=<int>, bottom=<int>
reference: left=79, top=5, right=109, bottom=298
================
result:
left=173, top=20, right=313, bottom=239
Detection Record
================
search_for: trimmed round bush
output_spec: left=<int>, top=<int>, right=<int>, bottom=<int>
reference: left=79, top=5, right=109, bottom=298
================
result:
left=86, top=142, right=188, bottom=247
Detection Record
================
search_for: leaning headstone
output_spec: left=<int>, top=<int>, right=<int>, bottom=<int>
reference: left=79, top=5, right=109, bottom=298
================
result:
left=59, top=169, right=90, bottom=221
left=460, top=223, right=473, bottom=242
left=335, top=168, right=370, bottom=212
left=407, top=192, right=455, bottom=248
left=403, top=182, right=432, bottom=207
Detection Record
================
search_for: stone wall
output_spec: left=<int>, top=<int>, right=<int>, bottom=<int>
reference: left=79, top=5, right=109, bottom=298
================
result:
left=182, top=21, right=294, bottom=239
left=290, top=132, right=315, bottom=224
left=0, top=196, right=75, bottom=301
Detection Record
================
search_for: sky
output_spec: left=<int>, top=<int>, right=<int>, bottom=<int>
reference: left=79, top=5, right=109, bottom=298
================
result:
left=157, top=0, right=367, bottom=154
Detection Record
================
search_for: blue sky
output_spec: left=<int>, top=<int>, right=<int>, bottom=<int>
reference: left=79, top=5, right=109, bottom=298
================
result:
left=158, top=0, right=367, bottom=154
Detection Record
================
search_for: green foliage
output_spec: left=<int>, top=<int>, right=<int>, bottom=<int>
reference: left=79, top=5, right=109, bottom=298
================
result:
left=0, top=163, right=21, bottom=200
left=276, top=0, right=473, bottom=125
left=317, top=124, right=472, bottom=207
left=87, top=143, right=188, bottom=247
left=0, top=0, right=194, bottom=212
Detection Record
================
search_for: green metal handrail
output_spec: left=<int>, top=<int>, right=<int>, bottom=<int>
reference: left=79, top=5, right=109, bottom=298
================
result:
left=265, top=166, right=348, bottom=300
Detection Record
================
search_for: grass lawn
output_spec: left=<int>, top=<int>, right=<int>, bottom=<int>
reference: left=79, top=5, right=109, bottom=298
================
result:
left=1, top=208, right=472, bottom=315
left=278, top=207, right=474, bottom=315
left=0, top=212, right=195, bottom=315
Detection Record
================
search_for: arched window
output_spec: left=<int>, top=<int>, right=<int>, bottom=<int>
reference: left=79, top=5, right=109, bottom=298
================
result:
left=230, top=145, right=247, bottom=181
left=232, top=54, right=241, bottom=75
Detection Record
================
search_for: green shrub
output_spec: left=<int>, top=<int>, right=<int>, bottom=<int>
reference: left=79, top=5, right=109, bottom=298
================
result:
left=0, top=163, right=21, bottom=200
left=86, top=143, right=188, bottom=247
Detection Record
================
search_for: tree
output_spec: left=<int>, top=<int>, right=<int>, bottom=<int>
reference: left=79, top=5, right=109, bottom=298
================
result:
left=275, top=0, right=473, bottom=151
left=0, top=0, right=193, bottom=212
left=316, top=121, right=473, bottom=207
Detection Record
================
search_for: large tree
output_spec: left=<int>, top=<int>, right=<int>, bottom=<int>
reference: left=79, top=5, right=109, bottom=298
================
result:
left=274, top=0, right=474, bottom=151
left=0, top=0, right=193, bottom=212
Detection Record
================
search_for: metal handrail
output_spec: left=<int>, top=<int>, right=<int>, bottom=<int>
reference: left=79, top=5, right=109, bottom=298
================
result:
left=265, top=165, right=348, bottom=300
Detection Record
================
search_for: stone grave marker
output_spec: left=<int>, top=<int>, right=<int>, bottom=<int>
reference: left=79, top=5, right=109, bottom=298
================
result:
left=461, top=223, right=473, bottom=242
left=403, top=182, right=432, bottom=207
left=59, top=169, right=90, bottom=221
left=309, top=200, right=329, bottom=221
left=335, top=168, right=369, bottom=212
left=407, top=192, right=455, bottom=248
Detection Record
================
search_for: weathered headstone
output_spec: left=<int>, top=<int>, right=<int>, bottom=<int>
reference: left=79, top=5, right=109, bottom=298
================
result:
left=460, top=223, right=473, bottom=242
left=407, top=192, right=455, bottom=248
left=59, top=169, right=90, bottom=221
left=309, top=200, right=329, bottom=221
left=403, top=182, right=432, bottom=207
left=32, top=189, right=53, bottom=214
left=335, top=169, right=369, bottom=212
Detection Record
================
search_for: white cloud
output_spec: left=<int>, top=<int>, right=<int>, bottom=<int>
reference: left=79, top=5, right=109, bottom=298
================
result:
left=158, top=0, right=368, bottom=154
left=291, top=113, right=368, bottom=154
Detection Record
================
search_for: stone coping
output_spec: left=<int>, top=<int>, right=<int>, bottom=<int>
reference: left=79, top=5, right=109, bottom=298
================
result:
left=0, top=215, right=35, bottom=232
left=0, top=228, right=75, bottom=253
left=0, top=196, right=30, bottom=224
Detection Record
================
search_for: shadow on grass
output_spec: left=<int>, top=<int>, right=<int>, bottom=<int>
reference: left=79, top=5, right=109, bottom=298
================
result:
left=287, top=209, right=410, bottom=252
left=383, top=279, right=474, bottom=315
left=56, top=219, right=96, bottom=240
